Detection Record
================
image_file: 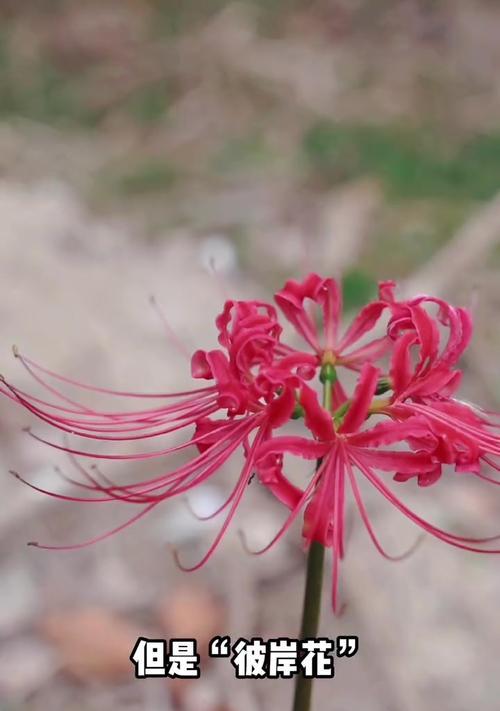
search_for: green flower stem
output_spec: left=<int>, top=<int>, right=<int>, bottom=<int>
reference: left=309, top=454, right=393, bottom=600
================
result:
left=292, top=373, right=333, bottom=711
left=292, top=540, right=325, bottom=711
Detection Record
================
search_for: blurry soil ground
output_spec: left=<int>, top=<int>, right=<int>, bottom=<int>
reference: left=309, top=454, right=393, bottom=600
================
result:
left=0, top=1, right=500, bottom=710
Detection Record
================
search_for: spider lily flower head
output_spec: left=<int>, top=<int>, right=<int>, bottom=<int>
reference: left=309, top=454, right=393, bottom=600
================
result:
left=377, top=289, right=500, bottom=485
left=255, top=362, right=500, bottom=613
left=255, top=364, right=437, bottom=612
left=3, top=274, right=500, bottom=609
left=275, top=274, right=392, bottom=371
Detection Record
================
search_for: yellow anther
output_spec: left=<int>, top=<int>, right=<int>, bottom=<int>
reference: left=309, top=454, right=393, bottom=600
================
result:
left=368, top=397, right=391, bottom=414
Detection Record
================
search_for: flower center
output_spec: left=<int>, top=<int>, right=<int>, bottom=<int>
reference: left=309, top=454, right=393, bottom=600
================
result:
left=321, top=349, right=337, bottom=367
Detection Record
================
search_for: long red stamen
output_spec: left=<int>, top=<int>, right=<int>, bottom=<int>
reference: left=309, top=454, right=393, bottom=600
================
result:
left=352, top=454, right=500, bottom=552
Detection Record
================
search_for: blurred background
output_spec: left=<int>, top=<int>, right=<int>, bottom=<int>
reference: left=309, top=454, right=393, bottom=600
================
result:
left=0, top=1, right=500, bottom=709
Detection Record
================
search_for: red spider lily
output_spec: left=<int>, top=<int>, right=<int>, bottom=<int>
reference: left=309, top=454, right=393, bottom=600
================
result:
left=255, top=364, right=500, bottom=612
left=3, top=273, right=500, bottom=612
left=377, top=288, right=500, bottom=485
